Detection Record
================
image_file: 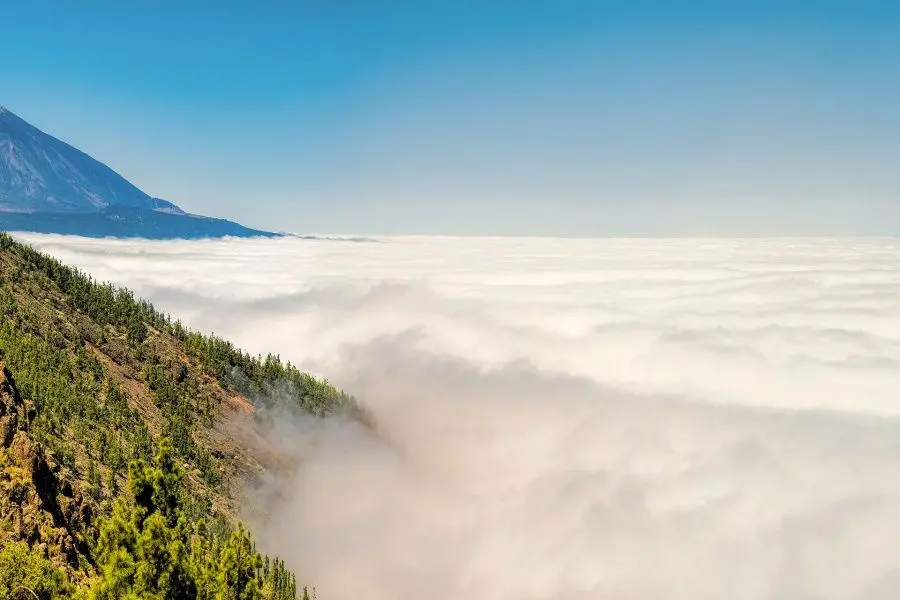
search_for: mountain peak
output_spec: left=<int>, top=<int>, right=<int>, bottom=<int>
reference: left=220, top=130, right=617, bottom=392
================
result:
left=0, top=105, right=157, bottom=213
left=0, top=106, right=277, bottom=238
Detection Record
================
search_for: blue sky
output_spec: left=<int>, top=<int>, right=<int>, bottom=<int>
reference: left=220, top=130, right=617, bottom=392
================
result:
left=2, top=1, right=899, bottom=235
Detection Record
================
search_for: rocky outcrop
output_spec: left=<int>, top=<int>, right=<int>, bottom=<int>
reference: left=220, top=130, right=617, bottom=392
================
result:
left=0, top=361, right=34, bottom=446
left=0, top=361, right=95, bottom=571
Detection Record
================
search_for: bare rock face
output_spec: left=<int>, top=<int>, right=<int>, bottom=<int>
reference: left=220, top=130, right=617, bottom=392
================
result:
left=0, top=361, right=35, bottom=446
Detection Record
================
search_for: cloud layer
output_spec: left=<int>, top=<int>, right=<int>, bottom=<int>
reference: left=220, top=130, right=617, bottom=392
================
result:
left=19, top=233, right=900, bottom=599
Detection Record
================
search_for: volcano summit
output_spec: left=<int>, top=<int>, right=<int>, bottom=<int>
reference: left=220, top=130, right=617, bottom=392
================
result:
left=0, top=105, right=276, bottom=239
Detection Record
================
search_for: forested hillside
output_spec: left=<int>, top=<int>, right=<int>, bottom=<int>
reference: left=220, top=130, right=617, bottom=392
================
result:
left=0, top=231, right=355, bottom=598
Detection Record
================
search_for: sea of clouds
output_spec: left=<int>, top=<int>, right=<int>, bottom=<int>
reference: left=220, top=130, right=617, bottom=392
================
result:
left=17, top=233, right=900, bottom=600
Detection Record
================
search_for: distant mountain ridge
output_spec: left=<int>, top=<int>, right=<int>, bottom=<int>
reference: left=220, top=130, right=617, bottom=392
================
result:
left=0, top=104, right=278, bottom=238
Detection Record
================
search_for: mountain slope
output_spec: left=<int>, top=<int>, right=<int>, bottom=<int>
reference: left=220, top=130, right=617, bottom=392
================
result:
left=0, top=205, right=277, bottom=239
left=0, top=105, right=155, bottom=214
left=0, top=232, right=355, bottom=597
left=0, top=105, right=278, bottom=239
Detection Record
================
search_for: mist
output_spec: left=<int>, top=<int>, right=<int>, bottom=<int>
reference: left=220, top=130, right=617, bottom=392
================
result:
left=17, top=233, right=900, bottom=600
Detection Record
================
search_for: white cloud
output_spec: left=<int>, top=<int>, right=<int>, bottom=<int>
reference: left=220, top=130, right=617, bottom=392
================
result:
left=17, top=233, right=900, bottom=599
